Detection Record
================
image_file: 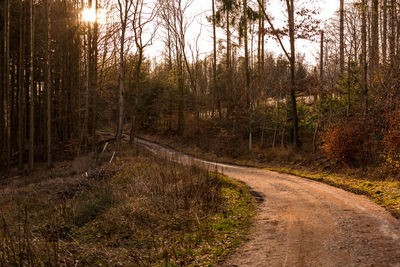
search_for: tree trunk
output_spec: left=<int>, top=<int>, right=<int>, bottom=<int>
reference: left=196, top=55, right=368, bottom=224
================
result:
left=361, top=0, right=368, bottom=116
left=116, top=0, right=132, bottom=147
left=396, top=1, right=400, bottom=58
left=390, top=0, right=395, bottom=66
left=177, top=48, right=185, bottom=134
left=212, top=0, right=218, bottom=119
left=371, top=0, right=379, bottom=71
left=129, top=48, right=143, bottom=144
left=383, top=0, right=387, bottom=66
left=4, top=0, right=11, bottom=173
left=286, top=0, right=300, bottom=148
left=46, top=0, right=52, bottom=167
left=272, top=96, right=280, bottom=149
left=258, top=0, right=264, bottom=77
left=243, top=0, right=251, bottom=150
left=226, top=9, right=232, bottom=117
left=117, top=23, right=126, bottom=147
left=18, top=0, right=25, bottom=169
left=340, top=0, right=344, bottom=75
left=29, top=0, right=35, bottom=169
left=261, top=0, right=265, bottom=72
left=90, top=1, right=99, bottom=151
left=83, top=0, right=92, bottom=152
left=281, top=98, right=289, bottom=150
left=313, top=30, right=324, bottom=153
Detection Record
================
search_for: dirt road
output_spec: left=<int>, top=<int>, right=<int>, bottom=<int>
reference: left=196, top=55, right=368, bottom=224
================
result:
left=135, top=137, right=400, bottom=266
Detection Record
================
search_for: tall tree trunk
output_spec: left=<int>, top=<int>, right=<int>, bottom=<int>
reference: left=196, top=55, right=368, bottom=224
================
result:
left=117, top=24, right=126, bottom=147
left=319, top=30, right=324, bottom=108
left=257, top=0, right=263, bottom=77
left=29, top=0, right=35, bottom=169
left=390, top=0, right=396, bottom=66
left=226, top=9, right=232, bottom=117
left=258, top=0, right=266, bottom=148
left=83, top=0, right=92, bottom=152
left=4, top=0, right=10, bottom=172
left=212, top=0, right=218, bottom=119
left=281, top=98, right=289, bottom=150
left=46, top=0, right=52, bottom=167
left=361, top=0, right=368, bottom=116
left=129, top=47, right=143, bottom=144
left=313, top=30, right=324, bottom=153
left=90, top=0, right=99, bottom=150
left=371, top=0, right=379, bottom=71
left=383, top=0, right=387, bottom=65
left=18, top=0, right=25, bottom=169
left=243, top=0, right=251, bottom=150
left=286, top=0, right=300, bottom=148
left=177, top=47, right=185, bottom=134
left=90, top=1, right=98, bottom=151
left=116, top=0, right=132, bottom=146
left=0, top=6, right=3, bottom=173
left=340, top=0, right=344, bottom=75
left=396, top=1, right=400, bottom=58
left=261, top=0, right=265, bottom=72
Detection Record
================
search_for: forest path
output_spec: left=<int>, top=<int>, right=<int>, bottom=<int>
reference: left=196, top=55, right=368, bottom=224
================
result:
left=132, top=135, right=400, bottom=266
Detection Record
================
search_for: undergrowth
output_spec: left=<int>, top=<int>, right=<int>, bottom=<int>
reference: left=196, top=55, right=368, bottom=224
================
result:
left=0, top=145, right=255, bottom=266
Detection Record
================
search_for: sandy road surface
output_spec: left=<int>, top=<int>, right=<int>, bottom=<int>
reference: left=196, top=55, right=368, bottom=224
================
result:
left=134, top=136, right=400, bottom=266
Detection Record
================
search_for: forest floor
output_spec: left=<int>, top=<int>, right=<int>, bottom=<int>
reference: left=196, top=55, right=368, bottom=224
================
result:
left=0, top=140, right=255, bottom=266
left=133, top=136, right=400, bottom=266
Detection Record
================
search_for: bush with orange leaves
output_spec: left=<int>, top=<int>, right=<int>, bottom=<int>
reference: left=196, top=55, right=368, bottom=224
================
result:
left=383, top=110, right=400, bottom=170
left=321, top=117, right=378, bottom=167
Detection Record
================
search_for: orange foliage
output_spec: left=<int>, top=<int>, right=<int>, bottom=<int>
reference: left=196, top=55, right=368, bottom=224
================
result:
left=383, top=110, right=400, bottom=154
left=383, top=110, right=400, bottom=171
left=321, top=117, right=377, bottom=167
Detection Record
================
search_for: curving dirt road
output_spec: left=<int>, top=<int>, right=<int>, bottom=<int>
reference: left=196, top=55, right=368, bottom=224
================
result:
left=134, top=137, right=400, bottom=266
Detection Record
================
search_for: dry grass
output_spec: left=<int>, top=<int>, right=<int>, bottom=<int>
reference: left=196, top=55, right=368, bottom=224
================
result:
left=0, top=145, right=255, bottom=266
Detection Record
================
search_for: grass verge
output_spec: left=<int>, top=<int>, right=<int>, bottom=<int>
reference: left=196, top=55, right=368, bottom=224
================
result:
left=0, top=145, right=255, bottom=266
left=265, top=167, right=400, bottom=219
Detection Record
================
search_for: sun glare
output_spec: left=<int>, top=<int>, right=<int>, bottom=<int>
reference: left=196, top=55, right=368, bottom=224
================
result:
left=82, top=7, right=106, bottom=24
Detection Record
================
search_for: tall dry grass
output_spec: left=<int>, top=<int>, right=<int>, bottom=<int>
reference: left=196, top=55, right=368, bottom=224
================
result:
left=0, top=145, right=233, bottom=266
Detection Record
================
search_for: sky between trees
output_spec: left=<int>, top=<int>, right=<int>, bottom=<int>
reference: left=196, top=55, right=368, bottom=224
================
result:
left=147, top=0, right=340, bottom=64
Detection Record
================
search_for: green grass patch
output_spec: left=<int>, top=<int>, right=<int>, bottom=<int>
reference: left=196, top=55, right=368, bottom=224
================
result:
left=174, top=175, right=256, bottom=266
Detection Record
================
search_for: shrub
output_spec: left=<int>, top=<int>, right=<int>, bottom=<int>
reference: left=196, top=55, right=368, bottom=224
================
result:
left=383, top=110, right=400, bottom=173
left=320, top=117, right=377, bottom=167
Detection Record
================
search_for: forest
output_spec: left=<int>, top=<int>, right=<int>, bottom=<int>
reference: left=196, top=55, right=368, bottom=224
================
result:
left=1, top=0, right=400, bottom=177
left=1, top=0, right=400, bottom=265
left=1, top=0, right=400, bottom=175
